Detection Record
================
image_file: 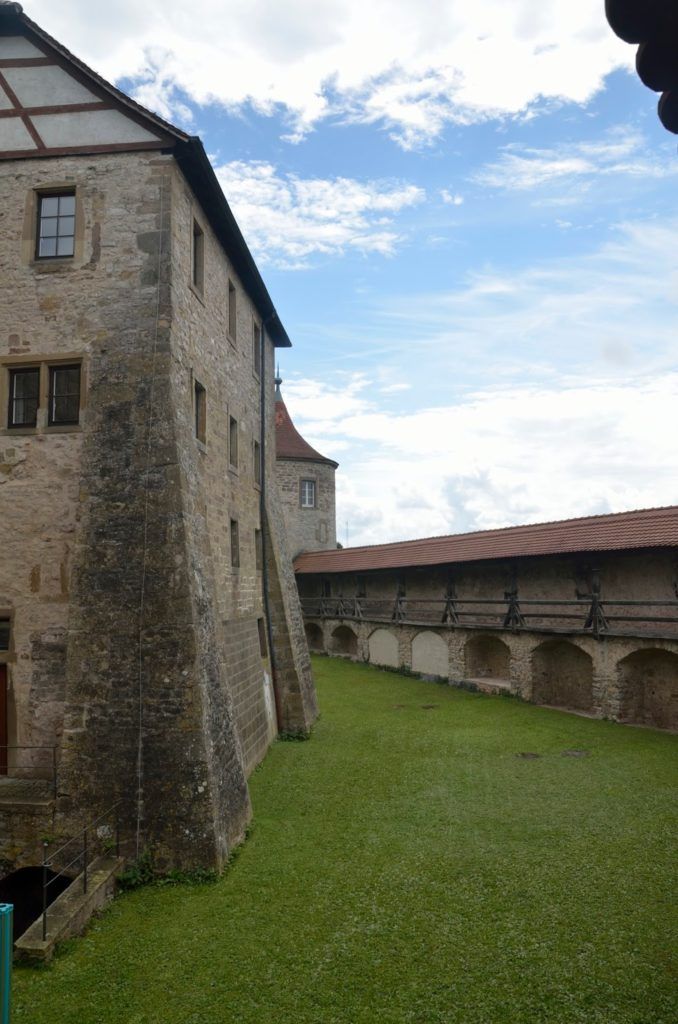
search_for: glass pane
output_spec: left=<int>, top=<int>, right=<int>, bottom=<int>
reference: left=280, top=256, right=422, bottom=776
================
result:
left=40, top=196, right=59, bottom=216
left=14, top=369, right=39, bottom=399
left=58, top=195, right=75, bottom=215
left=58, top=216, right=75, bottom=235
left=13, top=397, right=38, bottom=426
left=39, top=236, right=57, bottom=257
left=40, top=217, right=58, bottom=237
left=57, top=235, right=75, bottom=256
left=0, top=620, right=9, bottom=652
left=53, top=396, right=79, bottom=423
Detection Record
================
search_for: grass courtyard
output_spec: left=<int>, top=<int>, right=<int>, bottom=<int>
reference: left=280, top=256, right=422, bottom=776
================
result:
left=13, top=656, right=678, bottom=1024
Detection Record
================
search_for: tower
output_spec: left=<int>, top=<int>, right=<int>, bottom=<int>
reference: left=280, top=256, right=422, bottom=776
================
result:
left=274, top=375, right=338, bottom=559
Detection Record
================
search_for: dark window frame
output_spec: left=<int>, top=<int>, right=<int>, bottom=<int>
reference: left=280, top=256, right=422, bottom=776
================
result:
left=0, top=617, right=10, bottom=653
left=229, top=415, right=238, bottom=469
left=253, top=439, right=261, bottom=486
left=48, top=364, right=81, bottom=426
left=228, top=279, right=237, bottom=341
left=194, top=379, right=206, bottom=443
left=35, top=190, right=76, bottom=260
left=192, top=219, right=205, bottom=293
left=230, top=518, right=240, bottom=568
left=7, top=366, right=40, bottom=429
left=252, top=319, right=262, bottom=378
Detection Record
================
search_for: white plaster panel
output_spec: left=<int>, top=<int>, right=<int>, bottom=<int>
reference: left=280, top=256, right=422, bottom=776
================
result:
left=31, top=109, right=160, bottom=147
left=0, top=86, right=14, bottom=111
left=368, top=628, right=399, bottom=668
left=0, top=36, right=45, bottom=59
left=412, top=631, right=449, bottom=678
left=3, top=65, right=99, bottom=107
left=0, top=117, right=37, bottom=151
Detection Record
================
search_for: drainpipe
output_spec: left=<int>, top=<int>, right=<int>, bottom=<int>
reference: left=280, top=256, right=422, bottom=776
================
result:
left=259, top=318, right=284, bottom=733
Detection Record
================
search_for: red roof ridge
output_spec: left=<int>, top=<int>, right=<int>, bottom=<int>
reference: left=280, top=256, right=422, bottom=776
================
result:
left=312, top=504, right=678, bottom=556
left=294, top=505, right=678, bottom=574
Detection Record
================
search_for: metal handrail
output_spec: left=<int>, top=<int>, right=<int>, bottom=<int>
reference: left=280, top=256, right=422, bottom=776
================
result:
left=0, top=745, right=57, bottom=798
left=41, top=801, right=122, bottom=941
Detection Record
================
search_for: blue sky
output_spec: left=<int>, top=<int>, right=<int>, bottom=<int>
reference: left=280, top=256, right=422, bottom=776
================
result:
left=33, top=1, right=678, bottom=544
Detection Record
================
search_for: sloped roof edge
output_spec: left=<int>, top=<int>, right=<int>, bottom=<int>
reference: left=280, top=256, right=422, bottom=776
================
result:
left=294, top=505, right=678, bottom=574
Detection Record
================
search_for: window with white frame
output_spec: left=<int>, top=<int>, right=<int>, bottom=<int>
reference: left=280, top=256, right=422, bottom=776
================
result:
left=300, top=479, right=316, bottom=508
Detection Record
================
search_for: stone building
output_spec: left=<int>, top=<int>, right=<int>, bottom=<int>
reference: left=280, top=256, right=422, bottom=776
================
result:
left=0, top=2, right=317, bottom=873
left=296, top=506, right=678, bottom=731
left=274, top=374, right=338, bottom=558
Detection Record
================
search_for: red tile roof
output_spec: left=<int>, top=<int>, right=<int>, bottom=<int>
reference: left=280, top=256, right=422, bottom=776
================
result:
left=275, top=397, right=338, bottom=467
left=294, top=506, right=678, bottom=574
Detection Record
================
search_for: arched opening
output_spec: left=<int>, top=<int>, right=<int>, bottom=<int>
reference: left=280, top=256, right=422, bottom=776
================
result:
left=465, top=635, right=510, bottom=681
left=304, top=622, right=324, bottom=653
left=617, top=649, right=678, bottom=730
left=329, top=625, right=358, bottom=658
left=531, top=640, right=593, bottom=711
left=0, top=866, right=73, bottom=941
left=412, top=631, right=448, bottom=678
left=368, top=628, right=398, bottom=668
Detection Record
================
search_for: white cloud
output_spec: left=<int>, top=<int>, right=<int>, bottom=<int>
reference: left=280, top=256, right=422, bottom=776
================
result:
left=29, top=0, right=632, bottom=146
left=215, top=161, right=424, bottom=265
left=285, top=373, right=678, bottom=545
left=440, top=190, right=464, bottom=206
left=473, top=128, right=678, bottom=191
left=282, top=216, right=678, bottom=544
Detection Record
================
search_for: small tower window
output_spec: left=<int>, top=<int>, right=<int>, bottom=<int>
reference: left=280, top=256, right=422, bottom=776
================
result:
left=192, top=219, right=204, bottom=293
left=253, top=319, right=261, bottom=377
left=300, top=479, right=316, bottom=508
left=230, top=519, right=240, bottom=568
left=194, top=380, right=206, bottom=443
left=228, top=279, right=237, bottom=340
left=229, top=415, right=238, bottom=469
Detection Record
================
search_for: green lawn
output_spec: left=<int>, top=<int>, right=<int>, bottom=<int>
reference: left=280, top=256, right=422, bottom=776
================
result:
left=13, top=656, right=678, bottom=1024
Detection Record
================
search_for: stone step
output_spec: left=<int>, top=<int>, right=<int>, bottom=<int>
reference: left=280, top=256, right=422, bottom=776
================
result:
left=14, top=855, right=124, bottom=962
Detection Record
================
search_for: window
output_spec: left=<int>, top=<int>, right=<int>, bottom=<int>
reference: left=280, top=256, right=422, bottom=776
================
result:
left=48, top=364, right=80, bottom=425
left=0, top=619, right=9, bottom=652
left=194, top=380, right=206, bottom=443
left=300, top=479, right=316, bottom=508
left=192, top=219, right=204, bottom=292
left=5, top=361, right=82, bottom=430
left=253, top=320, right=261, bottom=377
left=230, top=519, right=239, bottom=568
left=36, top=192, right=75, bottom=259
left=8, top=367, right=40, bottom=428
left=257, top=617, right=268, bottom=658
left=255, top=528, right=263, bottom=571
left=253, top=440, right=261, bottom=486
left=228, top=279, right=237, bottom=340
left=229, top=415, right=238, bottom=469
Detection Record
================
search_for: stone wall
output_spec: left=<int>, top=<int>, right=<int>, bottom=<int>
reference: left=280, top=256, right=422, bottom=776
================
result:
left=276, top=457, right=336, bottom=559
left=1, top=149, right=317, bottom=873
left=298, top=550, right=678, bottom=730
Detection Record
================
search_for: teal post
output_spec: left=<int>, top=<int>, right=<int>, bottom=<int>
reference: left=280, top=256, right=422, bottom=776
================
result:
left=0, top=904, right=11, bottom=1024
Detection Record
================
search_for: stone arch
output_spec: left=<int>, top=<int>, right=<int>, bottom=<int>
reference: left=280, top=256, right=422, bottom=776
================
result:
left=531, top=640, right=593, bottom=711
left=329, top=625, right=357, bottom=658
left=465, top=635, right=511, bottom=680
left=304, top=622, right=324, bottom=653
left=411, top=631, right=448, bottom=678
left=368, top=628, right=398, bottom=668
left=617, top=648, right=678, bottom=730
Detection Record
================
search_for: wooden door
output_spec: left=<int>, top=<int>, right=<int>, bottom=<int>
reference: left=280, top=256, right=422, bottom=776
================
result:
left=0, top=665, right=7, bottom=774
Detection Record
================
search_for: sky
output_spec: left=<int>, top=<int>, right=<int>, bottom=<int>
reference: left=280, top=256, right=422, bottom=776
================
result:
left=30, top=0, right=678, bottom=545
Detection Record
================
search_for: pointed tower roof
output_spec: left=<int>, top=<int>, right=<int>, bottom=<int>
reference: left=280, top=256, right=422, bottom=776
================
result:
left=274, top=375, right=338, bottom=468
